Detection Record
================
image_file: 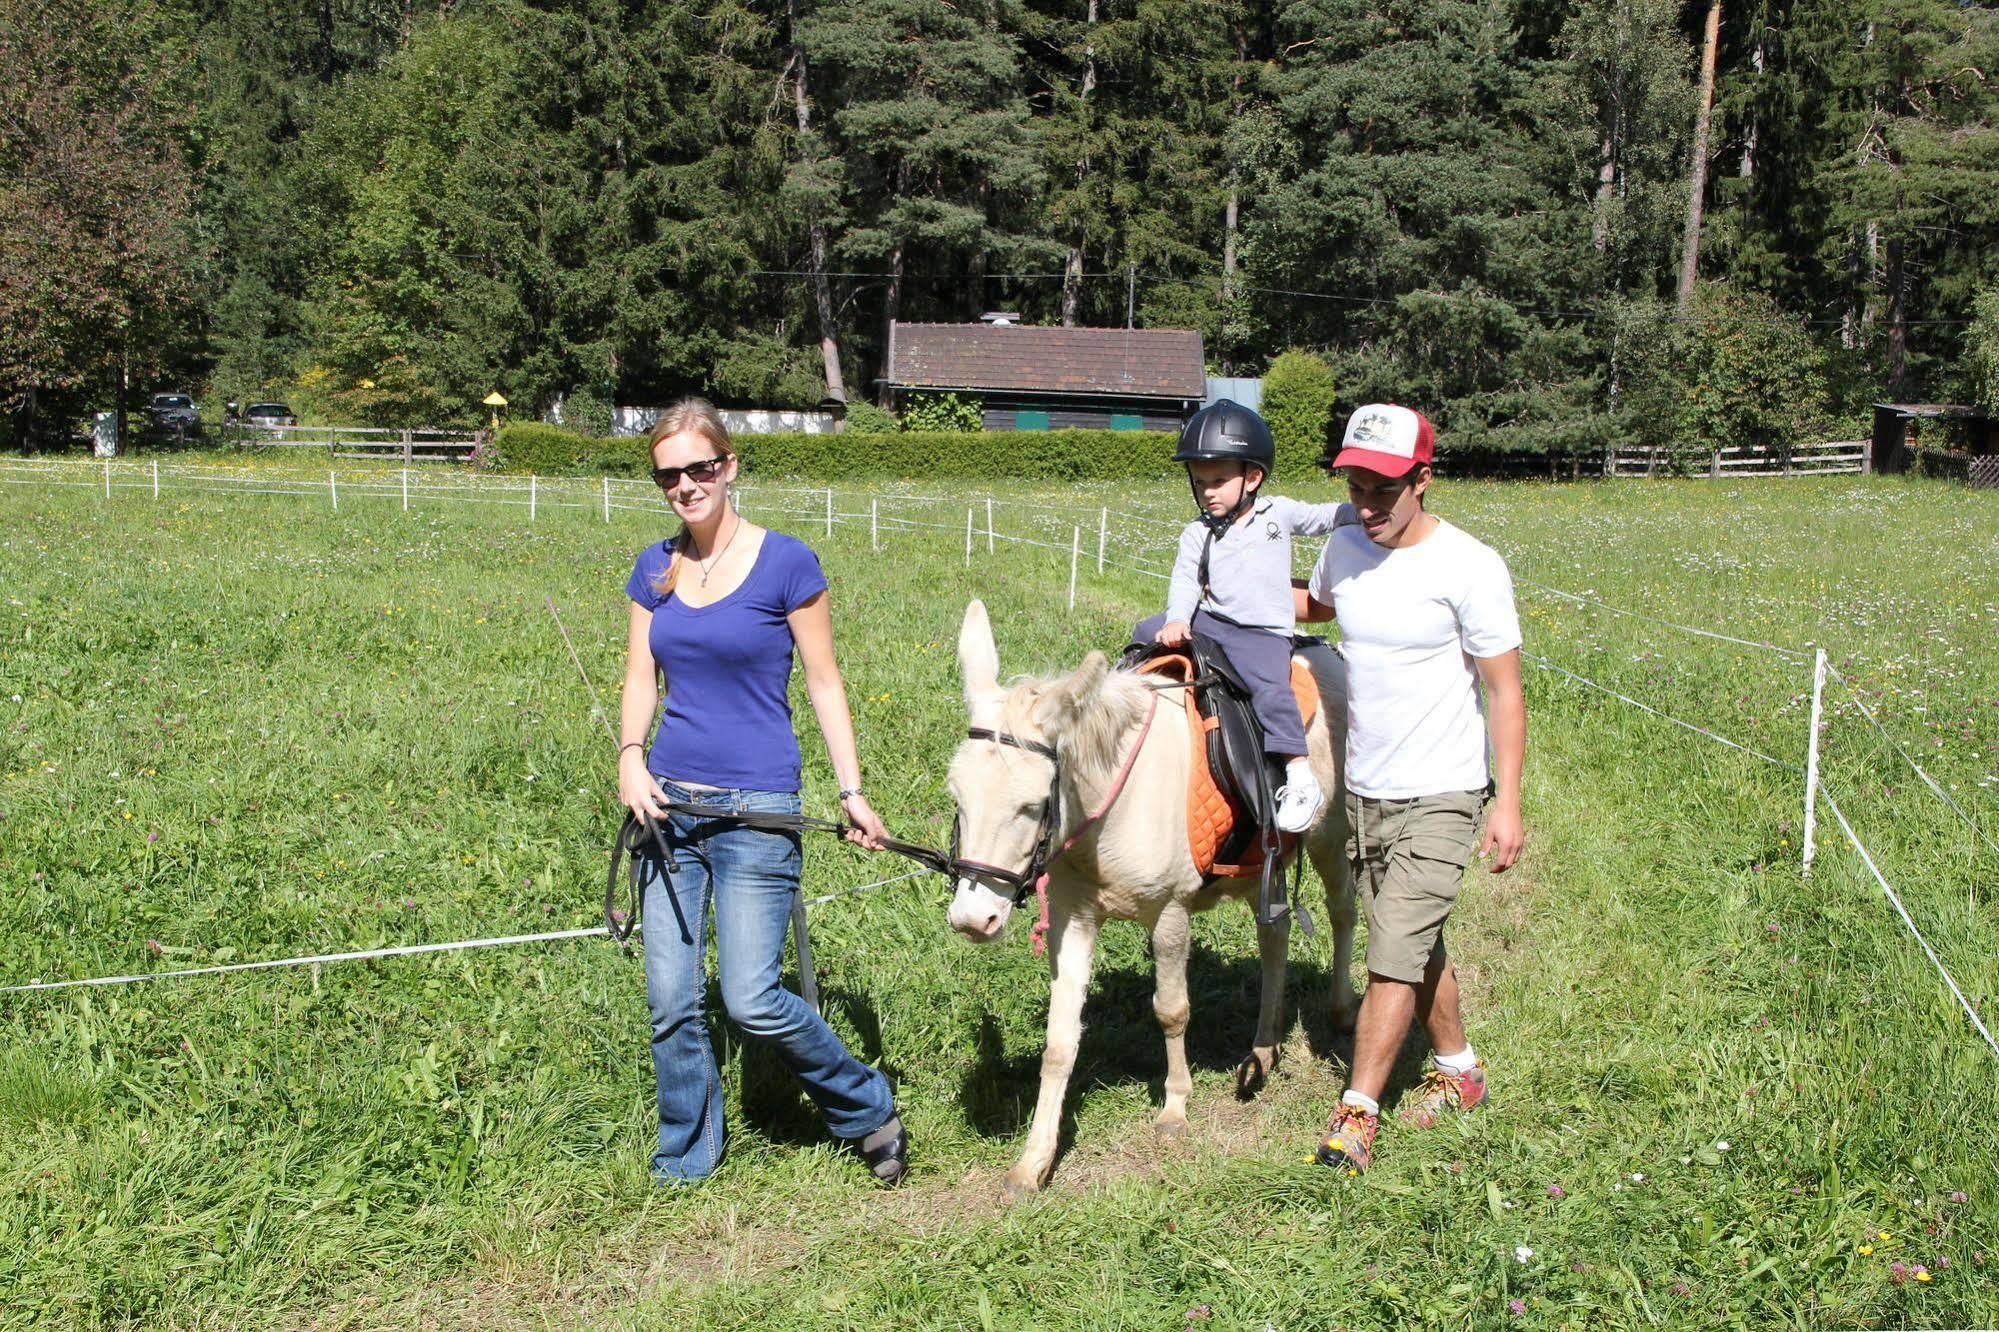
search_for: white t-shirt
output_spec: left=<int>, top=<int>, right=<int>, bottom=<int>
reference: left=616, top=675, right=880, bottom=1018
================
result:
left=1307, top=514, right=1521, bottom=799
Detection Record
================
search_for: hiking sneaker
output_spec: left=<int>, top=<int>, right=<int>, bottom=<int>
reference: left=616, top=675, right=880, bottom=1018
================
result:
left=1314, top=1102, right=1379, bottom=1174
left=1398, top=1060, right=1489, bottom=1128
left=1275, top=779, right=1325, bottom=833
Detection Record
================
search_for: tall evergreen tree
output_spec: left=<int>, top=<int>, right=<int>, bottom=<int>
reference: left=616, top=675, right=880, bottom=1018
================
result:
left=800, top=0, right=1052, bottom=397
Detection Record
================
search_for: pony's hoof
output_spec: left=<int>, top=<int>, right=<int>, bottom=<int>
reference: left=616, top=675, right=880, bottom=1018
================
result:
left=1155, top=1116, right=1189, bottom=1141
left=1234, top=1047, right=1279, bottom=1098
left=1001, top=1168, right=1043, bottom=1198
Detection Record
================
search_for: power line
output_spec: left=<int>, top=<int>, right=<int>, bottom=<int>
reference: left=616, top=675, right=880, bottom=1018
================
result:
left=711, top=266, right=1973, bottom=327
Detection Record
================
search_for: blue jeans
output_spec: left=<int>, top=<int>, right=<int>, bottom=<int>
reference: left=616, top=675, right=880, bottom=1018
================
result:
left=640, top=779, right=895, bottom=1181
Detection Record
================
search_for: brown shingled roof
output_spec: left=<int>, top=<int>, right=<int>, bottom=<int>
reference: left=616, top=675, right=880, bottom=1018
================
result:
left=887, top=322, right=1206, bottom=400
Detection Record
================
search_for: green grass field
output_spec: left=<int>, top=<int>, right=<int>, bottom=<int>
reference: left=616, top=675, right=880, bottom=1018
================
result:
left=1, top=459, right=1995, bottom=1330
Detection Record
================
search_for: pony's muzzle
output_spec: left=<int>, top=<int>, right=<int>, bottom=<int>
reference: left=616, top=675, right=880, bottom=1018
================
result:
left=948, top=881, right=1013, bottom=942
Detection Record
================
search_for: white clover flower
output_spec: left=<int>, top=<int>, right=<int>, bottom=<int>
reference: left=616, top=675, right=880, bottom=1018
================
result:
left=1515, top=1246, right=1534, bottom=1263
left=1716, top=1140, right=1730, bottom=1152
left=1630, top=1172, right=1645, bottom=1182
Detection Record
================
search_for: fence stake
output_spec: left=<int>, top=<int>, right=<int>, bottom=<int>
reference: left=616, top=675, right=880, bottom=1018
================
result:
left=1068, top=525, right=1080, bottom=611
left=1802, top=646, right=1827, bottom=878
left=104, top=460, right=111, bottom=498
left=530, top=474, right=538, bottom=521
left=964, top=507, right=973, bottom=567
left=986, top=497, right=995, bottom=554
left=329, top=468, right=338, bottom=510
left=825, top=488, right=834, bottom=538
left=401, top=468, right=409, bottom=512
left=1097, top=506, right=1107, bottom=573
left=151, top=459, right=159, bottom=499
left=602, top=476, right=610, bottom=523
left=870, top=497, right=879, bottom=551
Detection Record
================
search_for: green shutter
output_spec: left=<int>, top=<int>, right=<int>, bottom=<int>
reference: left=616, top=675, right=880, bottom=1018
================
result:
left=1015, top=409, right=1050, bottom=431
left=1110, top=413, right=1143, bottom=432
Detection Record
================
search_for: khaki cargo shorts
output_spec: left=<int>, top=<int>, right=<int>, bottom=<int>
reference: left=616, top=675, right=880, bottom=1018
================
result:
left=1345, top=787, right=1489, bottom=984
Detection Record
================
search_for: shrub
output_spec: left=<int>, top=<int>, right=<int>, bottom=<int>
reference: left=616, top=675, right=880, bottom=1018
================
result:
left=1260, top=349, right=1338, bottom=477
left=843, top=401, right=900, bottom=433
left=490, top=423, right=1178, bottom=481
left=902, top=391, right=984, bottom=432
left=561, top=390, right=615, bottom=438
left=1672, top=285, right=1832, bottom=459
left=1967, top=287, right=1999, bottom=414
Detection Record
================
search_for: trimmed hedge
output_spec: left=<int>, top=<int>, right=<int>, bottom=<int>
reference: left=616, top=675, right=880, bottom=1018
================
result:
left=490, top=422, right=1182, bottom=482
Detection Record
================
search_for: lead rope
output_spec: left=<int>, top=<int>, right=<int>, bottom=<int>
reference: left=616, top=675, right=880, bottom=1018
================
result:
left=1030, top=689, right=1161, bottom=957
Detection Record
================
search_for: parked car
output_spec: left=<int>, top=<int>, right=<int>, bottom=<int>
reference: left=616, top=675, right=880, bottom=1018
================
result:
left=243, top=402, right=297, bottom=427
left=147, top=392, right=201, bottom=438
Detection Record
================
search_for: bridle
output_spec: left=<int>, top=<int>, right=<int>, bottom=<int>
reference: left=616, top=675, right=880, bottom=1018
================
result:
left=950, top=727, right=1063, bottom=907
left=603, top=694, right=1154, bottom=951
left=950, top=686, right=1161, bottom=911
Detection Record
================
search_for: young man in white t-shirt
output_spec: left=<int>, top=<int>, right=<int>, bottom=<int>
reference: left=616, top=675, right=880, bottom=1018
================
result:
left=1299, top=403, right=1526, bottom=1175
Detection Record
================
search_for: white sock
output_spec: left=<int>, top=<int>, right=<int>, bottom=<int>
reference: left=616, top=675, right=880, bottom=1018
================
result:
left=1434, top=1045, right=1479, bottom=1075
left=1284, top=757, right=1313, bottom=787
left=1341, top=1089, right=1380, bottom=1115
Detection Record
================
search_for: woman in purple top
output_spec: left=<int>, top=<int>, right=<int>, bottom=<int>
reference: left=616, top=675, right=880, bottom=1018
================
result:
left=617, top=398, right=906, bottom=1185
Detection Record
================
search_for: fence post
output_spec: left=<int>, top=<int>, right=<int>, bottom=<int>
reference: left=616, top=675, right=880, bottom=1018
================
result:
left=986, top=497, right=995, bottom=554
left=530, top=474, right=538, bottom=521
left=1068, top=525, right=1080, bottom=611
left=964, top=507, right=973, bottom=567
left=401, top=467, right=409, bottom=512
left=151, top=459, right=159, bottom=500
left=603, top=476, right=610, bottom=523
left=330, top=468, right=338, bottom=511
left=1709, top=448, right=1721, bottom=479
left=825, top=488, right=834, bottom=538
left=870, top=497, right=879, bottom=552
left=1097, top=507, right=1107, bottom=573
left=1802, top=647, right=1827, bottom=878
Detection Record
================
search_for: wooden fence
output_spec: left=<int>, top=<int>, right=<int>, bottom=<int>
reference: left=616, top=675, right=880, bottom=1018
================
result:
left=222, top=423, right=481, bottom=462
left=1606, top=439, right=1868, bottom=478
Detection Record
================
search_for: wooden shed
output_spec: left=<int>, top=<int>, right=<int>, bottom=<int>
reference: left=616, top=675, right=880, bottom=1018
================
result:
left=1870, top=403, right=1999, bottom=486
left=883, top=317, right=1206, bottom=431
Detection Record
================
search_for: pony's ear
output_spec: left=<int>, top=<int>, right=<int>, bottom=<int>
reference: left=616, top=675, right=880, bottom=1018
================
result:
left=1034, top=650, right=1109, bottom=736
left=958, top=599, right=1001, bottom=706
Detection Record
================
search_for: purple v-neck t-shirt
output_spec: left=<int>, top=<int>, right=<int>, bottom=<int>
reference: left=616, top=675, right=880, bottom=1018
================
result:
left=626, top=531, right=828, bottom=792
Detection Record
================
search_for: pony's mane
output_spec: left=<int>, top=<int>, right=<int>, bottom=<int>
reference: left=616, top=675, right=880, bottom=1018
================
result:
left=998, top=663, right=1152, bottom=794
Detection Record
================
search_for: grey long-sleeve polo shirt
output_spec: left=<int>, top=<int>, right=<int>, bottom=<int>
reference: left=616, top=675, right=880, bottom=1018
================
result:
left=1165, top=496, right=1352, bottom=633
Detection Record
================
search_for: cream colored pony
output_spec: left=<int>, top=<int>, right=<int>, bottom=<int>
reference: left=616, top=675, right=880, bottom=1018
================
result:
left=945, top=600, right=1357, bottom=1194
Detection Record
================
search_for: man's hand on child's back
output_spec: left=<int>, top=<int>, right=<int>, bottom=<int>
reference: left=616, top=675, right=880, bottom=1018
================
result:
left=1159, top=620, right=1192, bottom=647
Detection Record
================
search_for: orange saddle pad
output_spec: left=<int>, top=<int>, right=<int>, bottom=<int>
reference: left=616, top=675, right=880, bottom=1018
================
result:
left=1135, top=651, right=1319, bottom=878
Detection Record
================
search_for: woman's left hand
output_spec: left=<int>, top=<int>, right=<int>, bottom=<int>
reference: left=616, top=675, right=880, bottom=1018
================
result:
left=841, top=793, right=888, bottom=851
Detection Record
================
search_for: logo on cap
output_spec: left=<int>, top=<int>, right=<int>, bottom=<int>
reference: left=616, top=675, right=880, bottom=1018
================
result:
left=1332, top=403, right=1434, bottom=476
left=1348, top=410, right=1399, bottom=451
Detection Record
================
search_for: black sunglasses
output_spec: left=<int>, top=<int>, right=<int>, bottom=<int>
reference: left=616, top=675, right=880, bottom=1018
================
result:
left=652, top=457, right=726, bottom=489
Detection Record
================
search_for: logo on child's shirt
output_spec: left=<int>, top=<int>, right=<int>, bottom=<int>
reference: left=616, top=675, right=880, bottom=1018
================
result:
left=1265, top=521, right=1282, bottom=541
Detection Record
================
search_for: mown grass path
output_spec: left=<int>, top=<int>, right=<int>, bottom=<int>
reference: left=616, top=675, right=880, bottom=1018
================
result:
left=1, top=466, right=1995, bottom=1329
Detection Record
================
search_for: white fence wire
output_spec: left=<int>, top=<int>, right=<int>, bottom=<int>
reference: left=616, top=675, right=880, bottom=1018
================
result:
left=1, top=452, right=1992, bottom=1058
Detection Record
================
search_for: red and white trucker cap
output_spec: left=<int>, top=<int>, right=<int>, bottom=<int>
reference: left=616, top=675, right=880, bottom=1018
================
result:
left=1331, top=404, right=1434, bottom=477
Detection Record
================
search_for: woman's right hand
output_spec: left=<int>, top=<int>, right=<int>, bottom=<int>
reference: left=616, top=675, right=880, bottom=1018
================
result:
left=619, top=749, right=668, bottom=822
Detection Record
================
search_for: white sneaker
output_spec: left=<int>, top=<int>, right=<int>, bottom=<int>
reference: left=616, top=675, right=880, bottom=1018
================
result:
left=1275, top=775, right=1325, bottom=833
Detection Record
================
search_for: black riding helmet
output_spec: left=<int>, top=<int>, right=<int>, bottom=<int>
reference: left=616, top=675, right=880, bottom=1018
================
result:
left=1175, top=399, right=1276, bottom=532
